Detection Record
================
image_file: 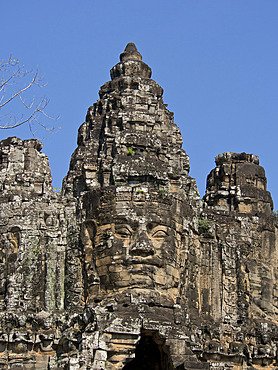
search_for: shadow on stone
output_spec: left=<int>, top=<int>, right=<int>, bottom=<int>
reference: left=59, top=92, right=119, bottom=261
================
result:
left=123, top=330, right=173, bottom=370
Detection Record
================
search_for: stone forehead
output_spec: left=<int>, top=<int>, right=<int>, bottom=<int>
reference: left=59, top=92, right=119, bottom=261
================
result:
left=92, top=188, right=186, bottom=228
left=92, top=187, right=181, bottom=208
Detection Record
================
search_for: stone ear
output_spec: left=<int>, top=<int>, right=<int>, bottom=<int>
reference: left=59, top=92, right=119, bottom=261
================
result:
left=83, top=220, right=97, bottom=241
left=8, top=227, right=21, bottom=251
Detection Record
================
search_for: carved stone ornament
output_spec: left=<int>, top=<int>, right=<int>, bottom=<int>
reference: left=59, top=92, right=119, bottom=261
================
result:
left=0, top=44, right=277, bottom=369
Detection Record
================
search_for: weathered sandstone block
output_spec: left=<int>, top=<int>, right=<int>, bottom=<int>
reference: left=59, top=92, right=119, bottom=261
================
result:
left=0, top=43, right=277, bottom=369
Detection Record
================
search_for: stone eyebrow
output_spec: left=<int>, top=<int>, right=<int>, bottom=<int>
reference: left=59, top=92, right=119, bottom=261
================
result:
left=147, top=222, right=169, bottom=229
left=114, top=218, right=139, bottom=230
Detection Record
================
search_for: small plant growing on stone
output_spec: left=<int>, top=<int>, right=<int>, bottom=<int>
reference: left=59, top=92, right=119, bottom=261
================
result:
left=158, top=189, right=167, bottom=197
left=33, top=247, right=40, bottom=255
left=273, top=210, right=278, bottom=217
left=113, top=180, right=124, bottom=185
left=127, top=147, right=134, bottom=156
left=136, top=189, right=144, bottom=194
left=198, top=219, right=211, bottom=235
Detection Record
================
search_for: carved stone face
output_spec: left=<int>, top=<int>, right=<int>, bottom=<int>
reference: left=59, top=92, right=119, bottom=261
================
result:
left=82, top=188, right=187, bottom=298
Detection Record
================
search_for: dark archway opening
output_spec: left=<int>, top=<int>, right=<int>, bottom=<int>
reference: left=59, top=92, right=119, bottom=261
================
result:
left=123, top=330, right=174, bottom=370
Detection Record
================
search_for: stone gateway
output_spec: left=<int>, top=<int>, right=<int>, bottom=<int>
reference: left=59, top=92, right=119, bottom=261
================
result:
left=0, top=43, right=277, bottom=369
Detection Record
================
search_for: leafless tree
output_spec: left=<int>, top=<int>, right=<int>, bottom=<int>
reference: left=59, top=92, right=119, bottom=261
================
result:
left=0, top=56, right=59, bottom=136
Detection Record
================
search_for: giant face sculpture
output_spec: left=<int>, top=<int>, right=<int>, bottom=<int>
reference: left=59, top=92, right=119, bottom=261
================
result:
left=82, top=186, right=189, bottom=301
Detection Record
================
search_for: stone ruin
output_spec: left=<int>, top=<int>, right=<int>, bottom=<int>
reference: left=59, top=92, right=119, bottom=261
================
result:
left=0, top=43, right=277, bottom=369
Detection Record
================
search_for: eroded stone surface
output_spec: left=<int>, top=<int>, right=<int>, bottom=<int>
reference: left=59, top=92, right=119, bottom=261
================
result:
left=0, top=44, right=277, bottom=369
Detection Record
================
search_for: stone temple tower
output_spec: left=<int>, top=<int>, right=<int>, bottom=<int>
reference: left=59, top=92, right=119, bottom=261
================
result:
left=61, top=43, right=204, bottom=368
left=0, top=43, right=277, bottom=369
left=63, top=42, right=199, bottom=200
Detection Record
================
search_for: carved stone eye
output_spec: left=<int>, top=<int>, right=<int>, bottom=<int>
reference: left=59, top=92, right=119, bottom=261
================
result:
left=151, top=229, right=168, bottom=239
left=115, top=226, right=132, bottom=238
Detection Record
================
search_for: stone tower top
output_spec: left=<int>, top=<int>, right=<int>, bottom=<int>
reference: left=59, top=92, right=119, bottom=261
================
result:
left=215, top=151, right=259, bottom=166
left=63, top=43, right=200, bottom=201
left=110, top=43, right=152, bottom=80
left=204, top=151, right=273, bottom=215
left=120, top=42, right=142, bottom=62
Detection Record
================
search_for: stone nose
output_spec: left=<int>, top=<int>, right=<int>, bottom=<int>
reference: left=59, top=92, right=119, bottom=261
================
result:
left=130, top=231, right=154, bottom=257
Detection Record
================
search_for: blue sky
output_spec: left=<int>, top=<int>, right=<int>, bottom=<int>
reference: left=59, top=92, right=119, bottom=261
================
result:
left=1, top=1, right=278, bottom=209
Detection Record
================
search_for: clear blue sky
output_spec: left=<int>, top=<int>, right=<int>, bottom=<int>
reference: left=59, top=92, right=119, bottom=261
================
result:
left=1, top=1, right=278, bottom=209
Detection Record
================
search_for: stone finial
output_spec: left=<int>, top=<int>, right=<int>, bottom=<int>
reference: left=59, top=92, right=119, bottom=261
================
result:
left=110, top=42, right=152, bottom=80
left=120, top=42, right=142, bottom=62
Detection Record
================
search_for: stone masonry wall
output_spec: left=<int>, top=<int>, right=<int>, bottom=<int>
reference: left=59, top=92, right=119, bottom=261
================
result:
left=0, top=44, right=277, bottom=369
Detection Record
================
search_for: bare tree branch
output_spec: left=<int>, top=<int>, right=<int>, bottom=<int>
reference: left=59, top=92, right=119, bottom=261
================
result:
left=0, top=56, right=59, bottom=136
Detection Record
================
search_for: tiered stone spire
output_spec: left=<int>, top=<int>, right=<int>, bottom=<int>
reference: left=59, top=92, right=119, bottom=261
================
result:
left=63, top=43, right=199, bottom=202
